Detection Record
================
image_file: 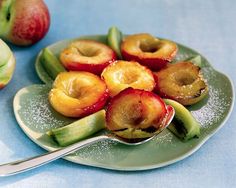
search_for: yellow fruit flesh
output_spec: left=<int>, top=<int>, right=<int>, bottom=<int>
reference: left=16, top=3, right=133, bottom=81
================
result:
left=156, top=62, right=208, bottom=105
left=102, top=60, right=155, bottom=96
left=107, top=92, right=164, bottom=131
left=49, top=72, right=106, bottom=117
left=122, top=33, right=177, bottom=59
left=60, top=40, right=114, bottom=65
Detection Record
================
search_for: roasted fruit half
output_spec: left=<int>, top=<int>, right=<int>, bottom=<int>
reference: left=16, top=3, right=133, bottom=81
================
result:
left=101, top=60, right=155, bottom=97
left=106, top=88, right=174, bottom=139
left=154, top=62, right=208, bottom=105
left=121, top=33, right=178, bottom=71
left=60, top=40, right=117, bottom=75
left=49, top=71, right=109, bottom=118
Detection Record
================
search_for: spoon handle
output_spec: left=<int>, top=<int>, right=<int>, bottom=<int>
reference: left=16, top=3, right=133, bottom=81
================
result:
left=0, top=135, right=109, bottom=177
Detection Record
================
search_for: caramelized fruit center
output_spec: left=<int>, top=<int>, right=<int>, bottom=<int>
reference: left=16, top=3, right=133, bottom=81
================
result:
left=139, top=41, right=160, bottom=53
left=73, top=46, right=100, bottom=57
left=119, top=71, right=139, bottom=84
left=66, top=78, right=91, bottom=99
left=127, top=102, right=144, bottom=126
left=174, top=72, right=196, bottom=86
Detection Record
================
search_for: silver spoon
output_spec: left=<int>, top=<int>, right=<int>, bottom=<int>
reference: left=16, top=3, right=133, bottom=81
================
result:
left=0, top=105, right=174, bottom=176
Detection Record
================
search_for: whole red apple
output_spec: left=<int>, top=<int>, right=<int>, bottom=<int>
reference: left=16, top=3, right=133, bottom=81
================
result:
left=0, top=0, right=50, bottom=46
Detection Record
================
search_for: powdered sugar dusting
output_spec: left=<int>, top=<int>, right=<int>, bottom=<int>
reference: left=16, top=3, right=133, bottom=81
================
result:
left=191, top=67, right=232, bottom=135
left=154, top=131, right=175, bottom=145
left=18, top=86, right=72, bottom=133
left=73, top=140, right=118, bottom=160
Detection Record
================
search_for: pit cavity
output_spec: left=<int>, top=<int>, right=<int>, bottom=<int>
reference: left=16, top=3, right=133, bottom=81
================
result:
left=174, top=72, right=196, bottom=86
left=75, top=46, right=100, bottom=57
left=119, top=71, right=139, bottom=84
left=139, top=41, right=160, bottom=53
left=67, top=79, right=91, bottom=99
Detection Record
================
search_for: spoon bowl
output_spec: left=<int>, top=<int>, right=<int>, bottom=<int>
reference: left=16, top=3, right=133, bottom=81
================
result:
left=108, top=105, right=175, bottom=146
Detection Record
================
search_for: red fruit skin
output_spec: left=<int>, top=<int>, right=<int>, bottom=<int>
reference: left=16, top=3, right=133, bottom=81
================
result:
left=153, top=72, right=170, bottom=98
left=106, top=88, right=167, bottom=131
left=64, top=53, right=117, bottom=75
left=122, top=49, right=176, bottom=71
left=78, top=88, right=110, bottom=118
left=8, top=0, right=50, bottom=45
left=0, top=83, right=4, bottom=89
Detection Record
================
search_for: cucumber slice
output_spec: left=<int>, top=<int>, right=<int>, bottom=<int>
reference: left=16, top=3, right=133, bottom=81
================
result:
left=164, top=99, right=200, bottom=141
left=185, top=55, right=202, bottom=68
left=107, top=26, right=123, bottom=59
left=40, top=48, right=66, bottom=80
left=47, top=110, right=106, bottom=146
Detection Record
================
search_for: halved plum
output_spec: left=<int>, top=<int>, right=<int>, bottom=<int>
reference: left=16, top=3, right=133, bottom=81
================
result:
left=154, top=62, right=208, bottom=105
left=49, top=71, right=109, bottom=118
left=106, top=88, right=172, bottom=139
left=121, top=33, right=178, bottom=71
left=101, top=60, right=155, bottom=97
left=60, top=40, right=117, bottom=75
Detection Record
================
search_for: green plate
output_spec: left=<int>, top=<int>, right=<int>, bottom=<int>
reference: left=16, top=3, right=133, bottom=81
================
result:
left=14, top=35, right=234, bottom=171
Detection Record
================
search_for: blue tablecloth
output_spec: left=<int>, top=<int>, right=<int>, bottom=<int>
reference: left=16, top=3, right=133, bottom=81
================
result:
left=0, top=0, right=235, bottom=187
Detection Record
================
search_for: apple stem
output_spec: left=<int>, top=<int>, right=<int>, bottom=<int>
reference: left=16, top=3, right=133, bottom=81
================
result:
left=6, top=11, right=11, bottom=21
